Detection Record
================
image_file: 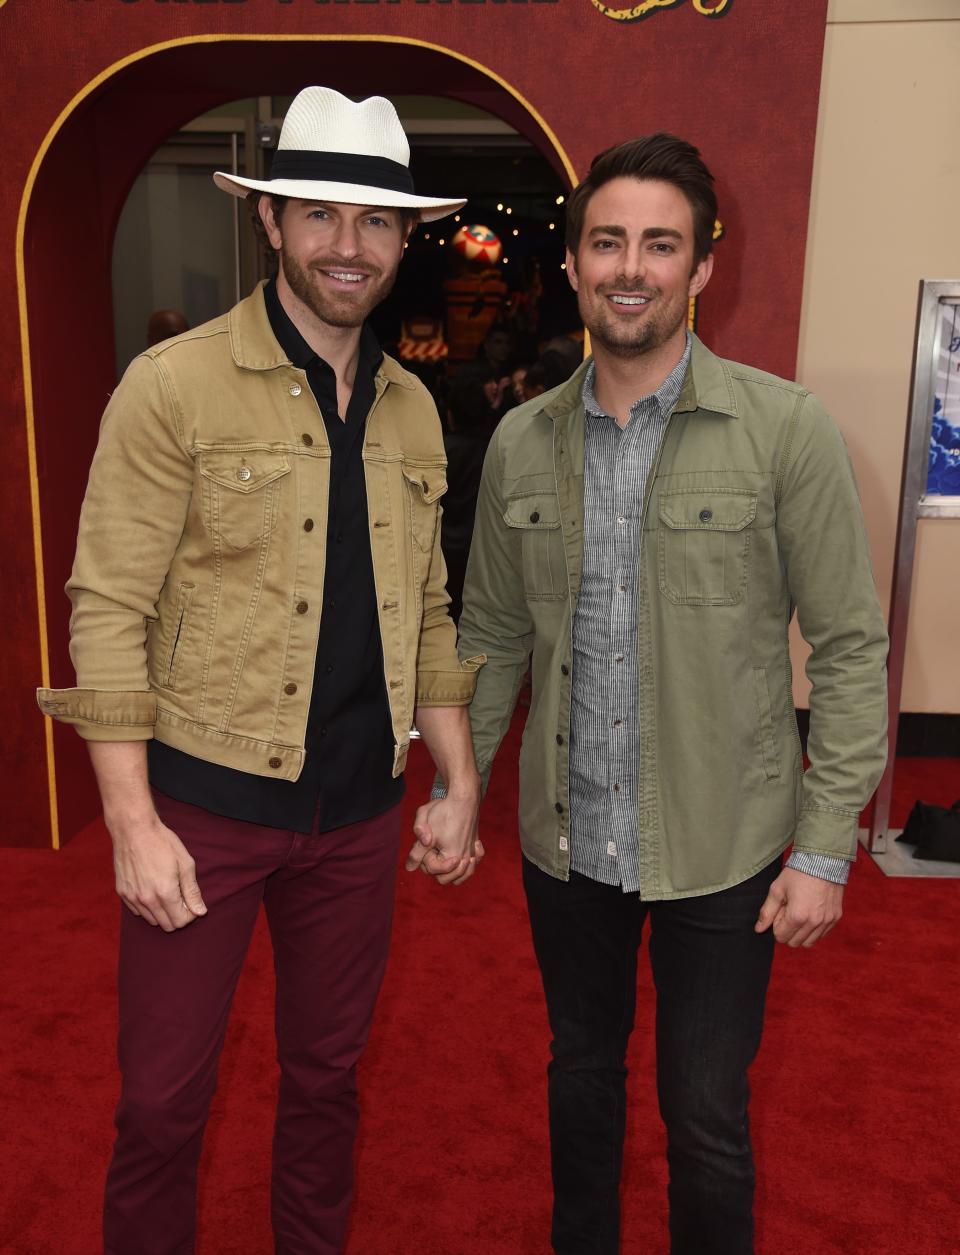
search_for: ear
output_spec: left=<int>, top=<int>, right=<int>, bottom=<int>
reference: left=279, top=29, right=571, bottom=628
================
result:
left=688, top=251, right=714, bottom=298
left=258, top=196, right=284, bottom=251
left=565, top=247, right=580, bottom=293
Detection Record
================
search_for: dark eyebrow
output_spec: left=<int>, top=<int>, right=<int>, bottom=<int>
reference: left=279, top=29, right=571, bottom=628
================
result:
left=587, top=225, right=684, bottom=241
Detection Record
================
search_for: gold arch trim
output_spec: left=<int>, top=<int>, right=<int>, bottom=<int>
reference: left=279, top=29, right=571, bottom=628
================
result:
left=17, top=33, right=579, bottom=850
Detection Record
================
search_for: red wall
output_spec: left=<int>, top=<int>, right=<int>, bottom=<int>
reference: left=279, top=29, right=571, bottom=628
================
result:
left=1, top=0, right=828, bottom=846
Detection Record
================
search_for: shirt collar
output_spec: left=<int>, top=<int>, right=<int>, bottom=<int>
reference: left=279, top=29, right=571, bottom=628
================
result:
left=581, top=331, right=692, bottom=423
left=263, top=276, right=384, bottom=377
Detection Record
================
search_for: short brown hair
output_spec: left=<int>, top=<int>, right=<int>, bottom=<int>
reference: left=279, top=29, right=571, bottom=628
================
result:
left=247, top=191, right=419, bottom=260
left=565, top=134, right=717, bottom=267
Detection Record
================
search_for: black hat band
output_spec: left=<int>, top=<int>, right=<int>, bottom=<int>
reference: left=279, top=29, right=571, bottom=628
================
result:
left=267, top=150, right=415, bottom=195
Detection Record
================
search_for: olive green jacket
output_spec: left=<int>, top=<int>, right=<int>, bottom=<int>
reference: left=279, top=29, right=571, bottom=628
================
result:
left=457, top=337, right=888, bottom=899
left=38, top=285, right=482, bottom=780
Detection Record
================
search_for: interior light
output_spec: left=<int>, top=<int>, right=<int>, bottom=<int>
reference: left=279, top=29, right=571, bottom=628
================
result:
left=439, top=239, right=445, bottom=246
left=560, top=262, right=566, bottom=270
left=505, top=207, right=513, bottom=215
left=454, top=214, right=461, bottom=222
left=549, top=223, right=556, bottom=231
left=512, top=229, right=519, bottom=237
left=424, top=232, right=431, bottom=240
left=496, top=202, right=504, bottom=212
left=556, top=195, right=565, bottom=205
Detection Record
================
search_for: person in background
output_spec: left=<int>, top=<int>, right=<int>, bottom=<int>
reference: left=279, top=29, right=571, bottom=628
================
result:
left=38, top=87, right=484, bottom=1255
left=416, top=132, right=889, bottom=1253
left=146, top=308, right=189, bottom=346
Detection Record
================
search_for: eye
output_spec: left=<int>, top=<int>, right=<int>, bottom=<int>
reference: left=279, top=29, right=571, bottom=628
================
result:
left=308, top=209, right=330, bottom=221
left=651, top=241, right=676, bottom=254
left=593, top=238, right=618, bottom=250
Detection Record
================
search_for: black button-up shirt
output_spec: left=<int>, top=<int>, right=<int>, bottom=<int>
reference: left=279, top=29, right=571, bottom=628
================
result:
left=148, top=280, right=403, bottom=833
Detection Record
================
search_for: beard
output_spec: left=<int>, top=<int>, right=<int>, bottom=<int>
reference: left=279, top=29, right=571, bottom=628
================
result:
left=280, top=246, right=398, bottom=329
left=582, top=281, right=688, bottom=359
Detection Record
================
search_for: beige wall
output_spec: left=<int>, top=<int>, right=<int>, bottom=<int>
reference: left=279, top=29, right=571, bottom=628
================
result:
left=792, top=0, right=960, bottom=713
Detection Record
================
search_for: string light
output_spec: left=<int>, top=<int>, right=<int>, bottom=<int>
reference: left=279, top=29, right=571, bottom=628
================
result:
left=454, top=214, right=461, bottom=222
left=423, top=232, right=430, bottom=240
left=560, top=262, right=566, bottom=270
left=496, top=202, right=504, bottom=212
left=555, top=195, right=565, bottom=205
left=505, top=207, right=513, bottom=215
left=502, top=257, right=509, bottom=264
left=512, top=228, right=519, bottom=237
left=548, top=222, right=556, bottom=231
left=438, top=239, right=445, bottom=246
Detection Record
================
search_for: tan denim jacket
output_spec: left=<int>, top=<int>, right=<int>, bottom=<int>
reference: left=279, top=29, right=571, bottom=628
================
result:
left=37, top=285, right=483, bottom=780
left=457, top=337, right=889, bottom=899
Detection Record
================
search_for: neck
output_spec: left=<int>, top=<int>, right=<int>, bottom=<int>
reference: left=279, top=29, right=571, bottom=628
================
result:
left=592, top=327, right=687, bottom=427
left=275, top=271, right=362, bottom=388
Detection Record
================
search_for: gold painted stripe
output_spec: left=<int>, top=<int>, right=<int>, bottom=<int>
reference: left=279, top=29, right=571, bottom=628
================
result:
left=17, top=32, right=579, bottom=850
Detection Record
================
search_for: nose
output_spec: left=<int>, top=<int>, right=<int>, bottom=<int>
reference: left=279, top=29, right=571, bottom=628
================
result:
left=620, top=243, right=648, bottom=282
left=331, top=217, right=362, bottom=260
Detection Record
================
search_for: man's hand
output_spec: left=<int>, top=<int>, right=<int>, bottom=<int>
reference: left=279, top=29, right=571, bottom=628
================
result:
left=405, top=795, right=484, bottom=886
left=110, top=814, right=208, bottom=932
left=755, top=866, right=844, bottom=948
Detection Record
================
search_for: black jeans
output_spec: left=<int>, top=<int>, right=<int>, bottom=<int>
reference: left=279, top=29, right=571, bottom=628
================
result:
left=522, top=855, right=780, bottom=1255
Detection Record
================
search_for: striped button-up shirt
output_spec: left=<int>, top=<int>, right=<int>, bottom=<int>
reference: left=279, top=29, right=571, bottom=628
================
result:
left=568, top=335, right=849, bottom=892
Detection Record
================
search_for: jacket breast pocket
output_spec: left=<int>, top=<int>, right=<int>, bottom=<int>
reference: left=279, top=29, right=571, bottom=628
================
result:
left=657, top=489, right=757, bottom=606
left=504, top=493, right=567, bottom=601
left=198, top=448, right=291, bottom=551
left=402, top=462, right=446, bottom=554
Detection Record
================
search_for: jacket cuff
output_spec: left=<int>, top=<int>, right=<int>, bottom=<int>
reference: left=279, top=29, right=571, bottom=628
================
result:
left=415, top=653, right=486, bottom=707
left=792, top=805, right=860, bottom=860
left=36, top=687, right=157, bottom=741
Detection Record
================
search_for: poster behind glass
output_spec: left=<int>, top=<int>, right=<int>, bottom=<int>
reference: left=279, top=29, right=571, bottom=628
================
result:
left=926, top=298, right=960, bottom=510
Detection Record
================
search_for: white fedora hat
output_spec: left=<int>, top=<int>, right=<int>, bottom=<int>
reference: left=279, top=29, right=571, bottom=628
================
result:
left=214, top=86, right=465, bottom=223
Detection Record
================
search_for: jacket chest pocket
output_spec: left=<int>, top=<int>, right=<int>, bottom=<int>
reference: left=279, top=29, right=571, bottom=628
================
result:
left=504, top=493, right=567, bottom=601
left=402, top=462, right=446, bottom=555
left=657, top=489, right=757, bottom=606
left=198, top=449, right=291, bottom=551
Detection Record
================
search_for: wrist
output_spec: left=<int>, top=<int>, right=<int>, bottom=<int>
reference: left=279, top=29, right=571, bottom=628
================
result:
left=441, top=773, right=481, bottom=803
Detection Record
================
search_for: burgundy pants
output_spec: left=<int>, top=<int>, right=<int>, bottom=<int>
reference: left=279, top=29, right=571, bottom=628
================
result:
left=103, top=794, right=403, bottom=1255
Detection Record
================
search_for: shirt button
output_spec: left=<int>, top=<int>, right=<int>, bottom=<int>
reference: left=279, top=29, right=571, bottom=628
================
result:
left=560, top=664, right=569, bottom=676
left=613, top=719, right=622, bottom=727
left=289, top=382, right=302, bottom=397
left=559, top=837, right=569, bottom=851
left=284, top=682, right=297, bottom=695
left=302, top=433, right=314, bottom=446
left=556, top=734, right=564, bottom=745
left=236, top=467, right=252, bottom=483
left=303, top=518, right=314, bottom=532
left=613, top=783, right=621, bottom=792
left=296, top=600, right=308, bottom=614
left=617, top=515, right=627, bottom=524
left=530, top=510, right=540, bottom=523
left=699, top=508, right=713, bottom=522
left=615, top=655, right=624, bottom=663
left=555, top=802, right=564, bottom=814
left=325, top=664, right=333, bottom=674
left=268, top=756, right=282, bottom=769
left=319, top=726, right=328, bottom=738
left=607, top=841, right=617, bottom=856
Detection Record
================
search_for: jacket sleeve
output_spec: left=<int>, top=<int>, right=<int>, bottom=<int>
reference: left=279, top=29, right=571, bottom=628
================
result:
left=36, top=353, right=194, bottom=740
left=776, top=392, right=889, bottom=859
left=455, top=424, right=535, bottom=791
left=412, top=399, right=485, bottom=707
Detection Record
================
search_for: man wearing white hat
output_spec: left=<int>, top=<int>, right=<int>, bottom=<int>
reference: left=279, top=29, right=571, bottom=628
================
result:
left=37, top=87, right=482, bottom=1254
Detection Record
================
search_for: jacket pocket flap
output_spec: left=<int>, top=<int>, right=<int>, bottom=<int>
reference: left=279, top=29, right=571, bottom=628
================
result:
left=198, top=451, right=291, bottom=493
left=659, top=490, right=757, bottom=532
left=504, top=494, right=562, bottom=529
left=401, top=463, right=447, bottom=504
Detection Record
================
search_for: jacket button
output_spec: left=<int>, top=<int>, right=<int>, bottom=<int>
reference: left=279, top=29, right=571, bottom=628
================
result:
left=296, top=600, right=308, bottom=614
left=268, top=756, right=282, bottom=769
left=699, top=508, right=713, bottom=522
left=560, top=664, right=569, bottom=676
left=289, top=382, right=302, bottom=397
left=236, top=467, right=252, bottom=482
left=556, top=734, right=564, bottom=745
left=530, top=510, right=540, bottom=523
left=555, top=802, right=564, bottom=814
left=284, top=682, right=298, bottom=695
left=303, top=518, right=314, bottom=532
left=302, top=433, right=314, bottom=446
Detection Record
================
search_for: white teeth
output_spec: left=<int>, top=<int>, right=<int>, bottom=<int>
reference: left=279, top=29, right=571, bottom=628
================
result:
left=610, top=295, right=648, bottom=305
left=328, top=272, right=365, bottom=283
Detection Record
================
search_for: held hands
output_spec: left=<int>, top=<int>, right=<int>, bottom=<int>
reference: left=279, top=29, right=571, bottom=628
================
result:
left=405, top=795, right=484, bottom=886
left=755, top=866, right=843, bottom=949
left=109, top=812, right=207, bottom=932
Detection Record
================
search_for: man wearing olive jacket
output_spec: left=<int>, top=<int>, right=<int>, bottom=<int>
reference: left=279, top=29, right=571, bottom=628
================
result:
left=439, top=134, right=888, bottom=1253
left=37, top=87, right=484, bottom=1255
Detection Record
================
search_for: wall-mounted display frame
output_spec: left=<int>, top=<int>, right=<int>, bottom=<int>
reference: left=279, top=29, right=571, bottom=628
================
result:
left=869, top=280, right=960, bottom=852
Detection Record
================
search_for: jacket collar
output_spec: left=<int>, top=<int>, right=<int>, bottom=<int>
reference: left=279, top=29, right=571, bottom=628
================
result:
left=228, top=281, right=415, bottom=390
left=542, top=333, right=739, bottom=424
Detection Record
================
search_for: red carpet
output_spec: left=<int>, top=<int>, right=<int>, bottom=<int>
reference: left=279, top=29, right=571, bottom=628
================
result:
left=2, top=718, right=959, bottom=1254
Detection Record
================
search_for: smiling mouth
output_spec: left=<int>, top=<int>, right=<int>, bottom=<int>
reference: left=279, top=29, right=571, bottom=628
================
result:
left=322, top=270, right=369, bottom=284
left=607, top=294, right=651, bottom=306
